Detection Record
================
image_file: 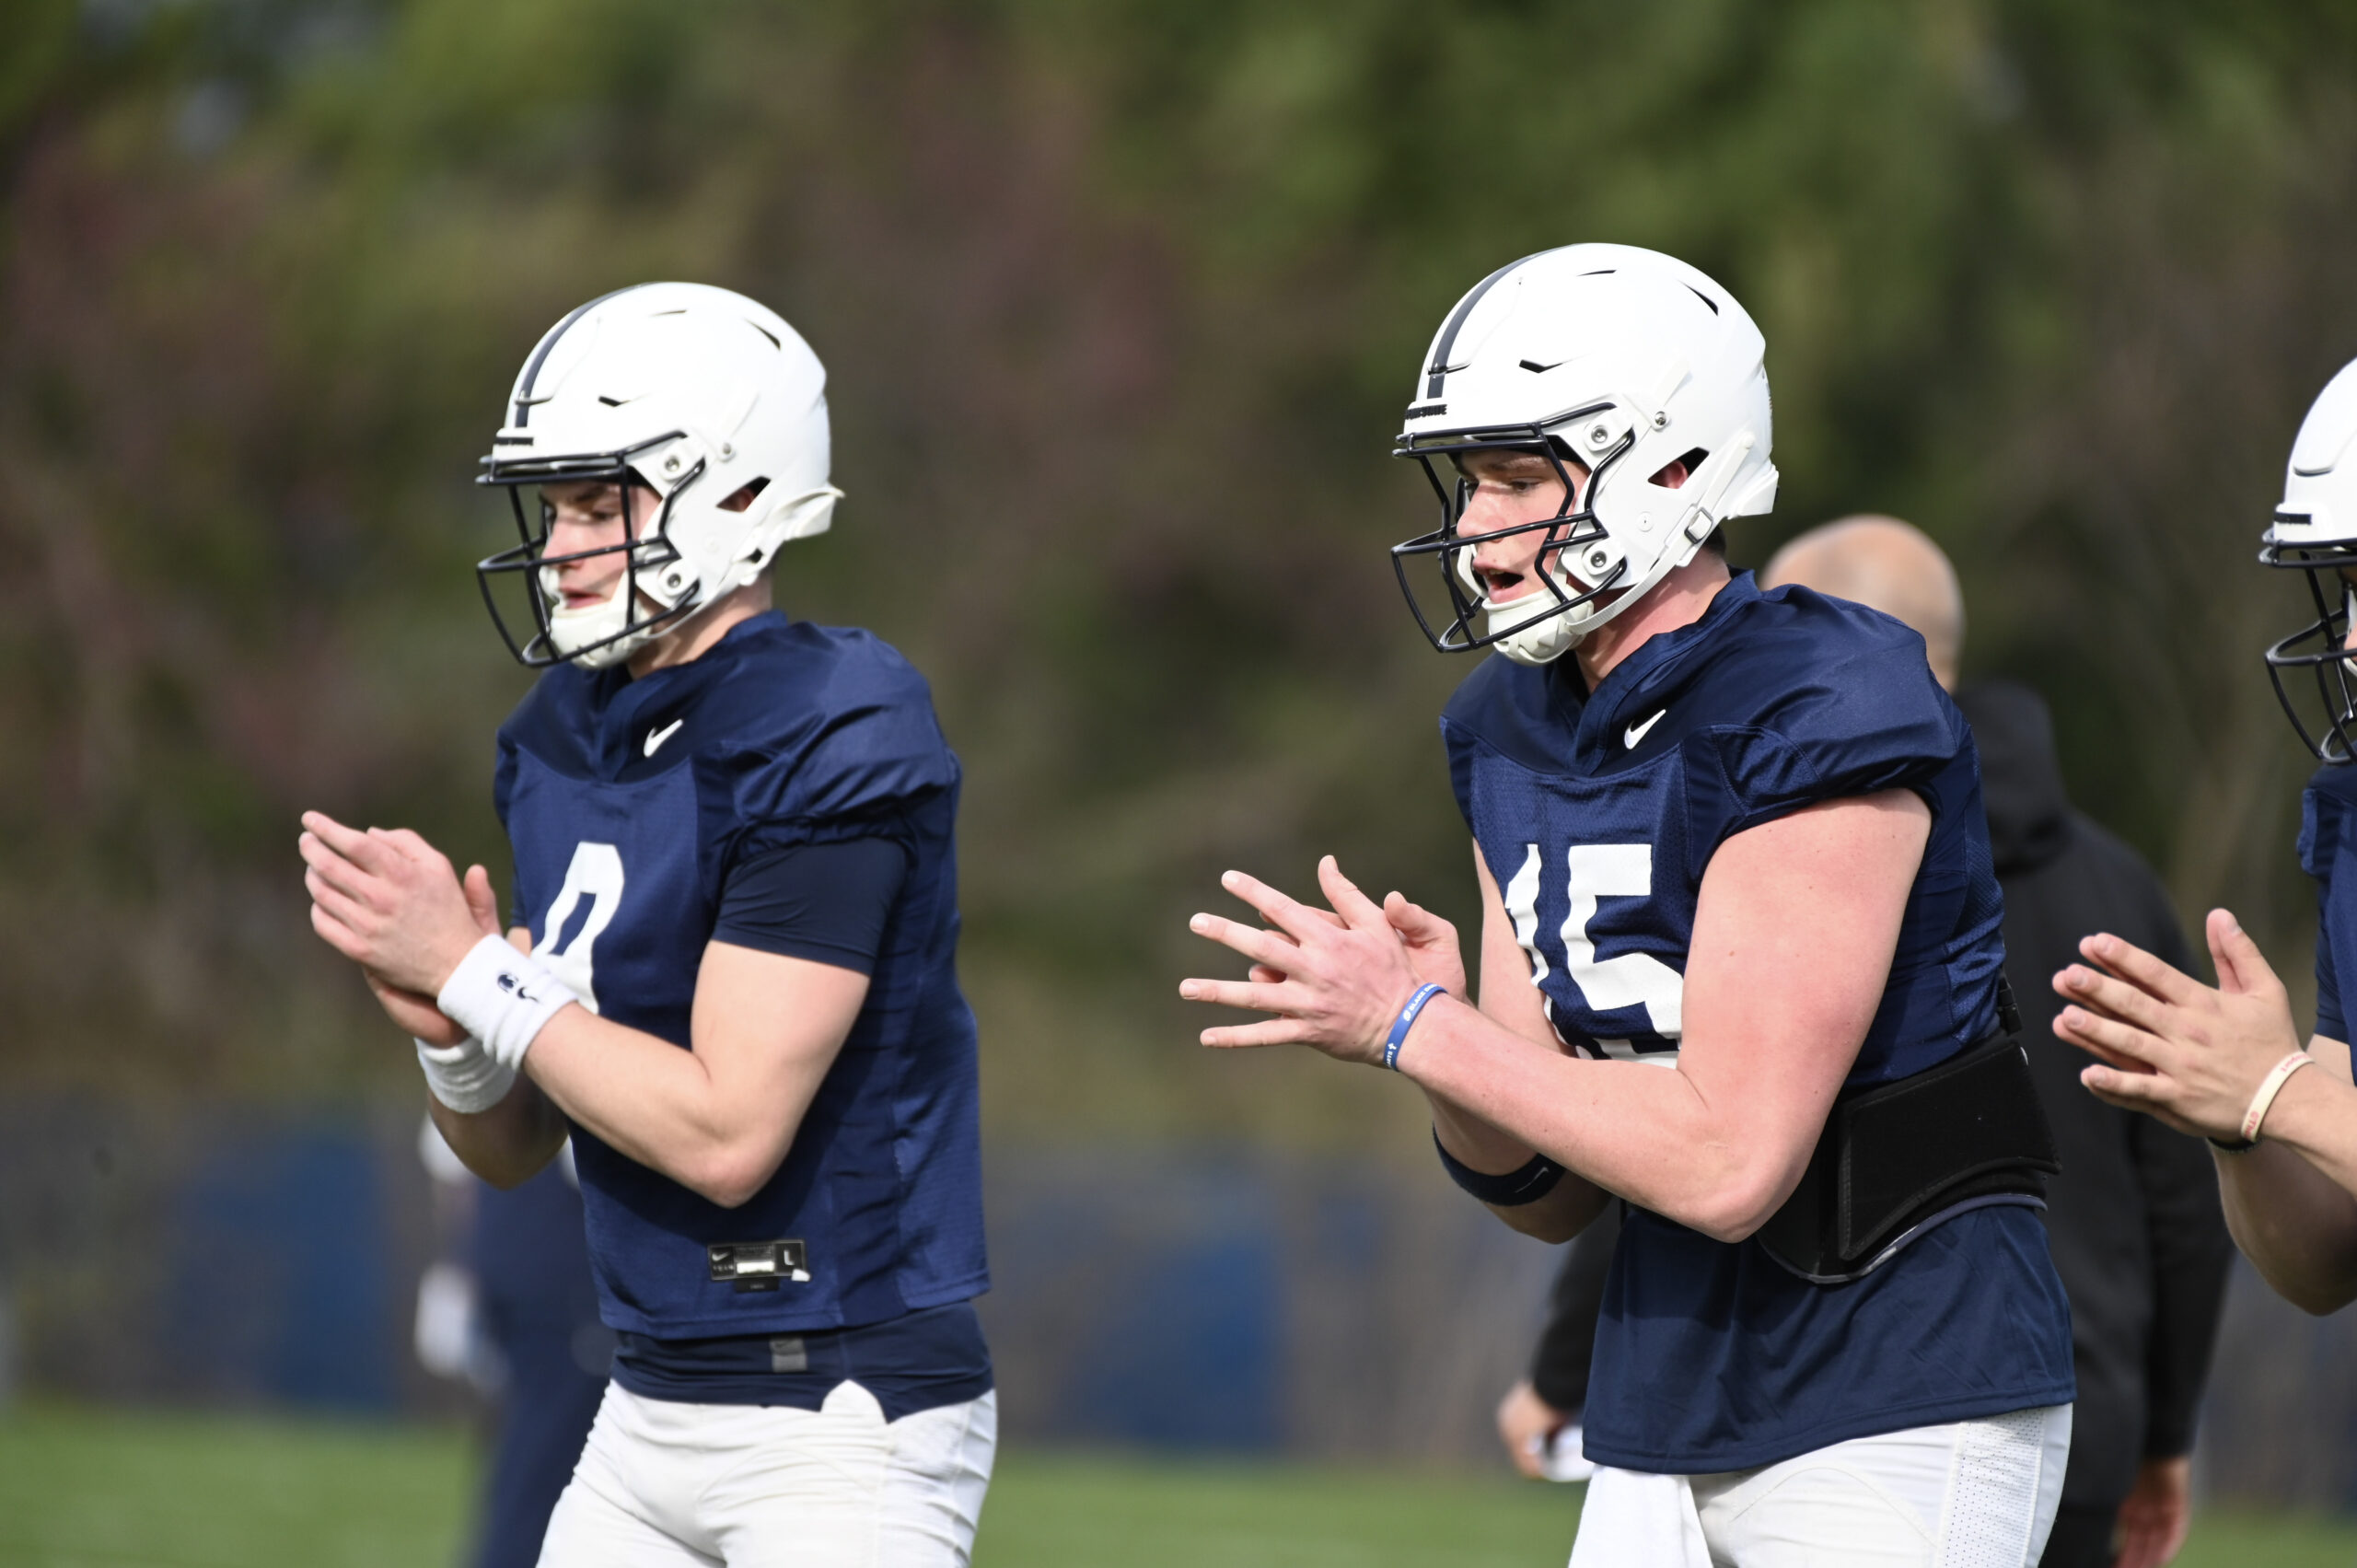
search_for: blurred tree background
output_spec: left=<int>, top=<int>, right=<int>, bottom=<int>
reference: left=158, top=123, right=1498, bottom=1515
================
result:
left=3, top=0, right=2355, bottom=1159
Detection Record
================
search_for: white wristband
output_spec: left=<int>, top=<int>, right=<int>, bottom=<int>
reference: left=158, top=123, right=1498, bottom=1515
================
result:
left=2240, top=1051, right=2316, bottom=1144
left=413, top=1033, right=517, bottom=1115
left=436, top=934, right=571, bottom=1071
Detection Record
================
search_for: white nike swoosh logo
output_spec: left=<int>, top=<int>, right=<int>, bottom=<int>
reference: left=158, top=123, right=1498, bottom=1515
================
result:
left=1624, top=710, right=1666, bottom=749
left=644, top=718, right=686, bottom=757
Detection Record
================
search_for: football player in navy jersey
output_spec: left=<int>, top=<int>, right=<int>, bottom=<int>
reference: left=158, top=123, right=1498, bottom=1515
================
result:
left=1183, top=245, right=2075, bottom=1565
left=297, top=284, right=993, bottom=1567
left=2053, top=355, right=2357, bottom=1318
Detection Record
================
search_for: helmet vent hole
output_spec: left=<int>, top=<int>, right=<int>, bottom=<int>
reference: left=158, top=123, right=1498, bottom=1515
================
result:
left=1685, top=285, right=1720, bottom=315
left=598, top=395, right=625, bottom=407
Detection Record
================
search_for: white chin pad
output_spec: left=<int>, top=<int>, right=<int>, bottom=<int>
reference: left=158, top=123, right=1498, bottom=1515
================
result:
left=545, top=574, right=650, bottom=668
left=1484, top=585, right=1590, bottom=666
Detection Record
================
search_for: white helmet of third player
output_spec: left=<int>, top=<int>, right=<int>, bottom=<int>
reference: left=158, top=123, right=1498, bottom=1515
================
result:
left=476, top=282, right=842, bottom=669
left=2263, top=356, right=2357, bottom=762
left=1390, top=244, right=1778, bottom=665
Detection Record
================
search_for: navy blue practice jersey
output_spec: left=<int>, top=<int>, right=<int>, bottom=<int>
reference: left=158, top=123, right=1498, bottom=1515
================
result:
left=2303, top=763, right=2357, bottom=1048
left=494, top=613, right=989, bottom=1340
left=1442, top=571, right=2073, bottom=1473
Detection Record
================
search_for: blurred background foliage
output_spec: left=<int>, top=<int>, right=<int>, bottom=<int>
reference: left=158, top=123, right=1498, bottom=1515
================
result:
left=4, top=0, right=2356, bottom=1156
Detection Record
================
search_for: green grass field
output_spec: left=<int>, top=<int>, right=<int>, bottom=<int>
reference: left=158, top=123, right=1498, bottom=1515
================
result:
left=1, top=1400, right=2351, bottom=1567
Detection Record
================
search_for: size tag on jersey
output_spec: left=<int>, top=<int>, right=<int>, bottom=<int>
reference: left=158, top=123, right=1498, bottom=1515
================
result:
left=707, top=1239, right=811, bottom=1292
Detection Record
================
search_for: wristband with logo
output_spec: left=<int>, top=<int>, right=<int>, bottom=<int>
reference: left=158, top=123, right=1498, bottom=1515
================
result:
left=2210, top=1050, right=2316, bottom=1152
left=436, top=935, right=572, bottom=1071
left=1384, top=982, right=1447, bottom=1071
left=1433, top=1130, right=1566, bottom=1205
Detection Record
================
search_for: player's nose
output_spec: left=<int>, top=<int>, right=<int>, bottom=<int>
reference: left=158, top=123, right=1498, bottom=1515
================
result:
left=1457, top=493, right=1517, bottom=539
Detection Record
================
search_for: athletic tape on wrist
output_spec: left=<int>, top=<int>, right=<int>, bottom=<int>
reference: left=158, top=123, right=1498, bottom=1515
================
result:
left=1384, top=982, right=1447, bottom=1071
left=436, top=934, right=571, bottom=1071
left=413, top=1033, right=517, bottom=1115
left=1433, top=1130, right=1566, bottom=1206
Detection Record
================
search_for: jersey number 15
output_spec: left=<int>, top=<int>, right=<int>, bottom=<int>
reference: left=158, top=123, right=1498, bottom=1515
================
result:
left=1504, top=842, right=1684, bottom=1043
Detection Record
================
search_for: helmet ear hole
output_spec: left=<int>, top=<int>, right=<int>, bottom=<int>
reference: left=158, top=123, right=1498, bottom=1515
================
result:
left=718, top=476, right=772, bottom=514
left=1650, top=448, right=1711, bottom=489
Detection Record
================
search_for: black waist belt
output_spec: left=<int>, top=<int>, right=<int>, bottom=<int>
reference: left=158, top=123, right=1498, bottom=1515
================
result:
left=1755, top=1023, right=2060, bottom=1285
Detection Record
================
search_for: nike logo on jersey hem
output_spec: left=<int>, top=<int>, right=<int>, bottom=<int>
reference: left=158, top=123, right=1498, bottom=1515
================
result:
left=644, top=718, right=686, bottom=757
left=1623, top=710, right=1667, bottom=749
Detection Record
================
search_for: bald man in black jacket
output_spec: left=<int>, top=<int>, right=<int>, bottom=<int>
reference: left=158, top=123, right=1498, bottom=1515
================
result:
left=1497, top=519, right=2234, bottom=1568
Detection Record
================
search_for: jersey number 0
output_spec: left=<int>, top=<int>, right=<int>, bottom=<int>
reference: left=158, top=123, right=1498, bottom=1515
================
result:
left=537, top=842, right=624, bottom=1015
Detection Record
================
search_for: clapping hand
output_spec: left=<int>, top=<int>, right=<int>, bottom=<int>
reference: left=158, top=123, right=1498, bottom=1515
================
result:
left=1179, top=855, right=1464, bottom=1064
left=301, top=810, right=503, bottom=1046
left=2052, top=911, right=2305, bottom=1141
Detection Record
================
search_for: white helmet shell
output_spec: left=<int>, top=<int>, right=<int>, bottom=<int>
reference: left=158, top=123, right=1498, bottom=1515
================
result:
left=1391, top=245, right=1778, bottom=664
left=2269, top=357, right=2357, bottom=552
left=2262, top=355, right=2357, bottom=762
left=478, top=282, right=842, bottom=668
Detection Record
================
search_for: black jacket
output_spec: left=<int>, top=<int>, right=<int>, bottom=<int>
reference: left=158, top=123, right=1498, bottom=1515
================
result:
left=1960, top=679, right=2233, bottom=1505
left=1528, top=680, right=2234, bottom=1508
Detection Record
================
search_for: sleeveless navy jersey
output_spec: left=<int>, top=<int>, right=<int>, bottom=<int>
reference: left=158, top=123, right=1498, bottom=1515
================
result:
left=1441, top=572, right=2073, bottom=1473
left=493, top=612, right=989, bottom=1340
left=2302, top=762, right=2357, bottom=1047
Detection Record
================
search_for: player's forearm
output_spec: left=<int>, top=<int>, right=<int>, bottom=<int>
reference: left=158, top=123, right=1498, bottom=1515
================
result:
left=428, top=1074, right=567, bottom=1189
left=523, top=1008, right=811, bottom=1208
left=1401, top=995, right=1801, bottom=1241
left=2247, top=1055, right=2357, bottom=1197
left=2216, top=1097, right=2357, bottom=1314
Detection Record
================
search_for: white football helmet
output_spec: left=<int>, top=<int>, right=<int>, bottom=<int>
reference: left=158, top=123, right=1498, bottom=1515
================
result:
left=1390, top=244, right=1779, bottom=665
left=476, top=283, right=842, bottom=668
left=2264, top=356, right=2357, bottom=761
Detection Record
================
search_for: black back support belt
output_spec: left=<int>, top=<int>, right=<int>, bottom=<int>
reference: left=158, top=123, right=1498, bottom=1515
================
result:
left=1755, top=1008, right=2060, bottom=1284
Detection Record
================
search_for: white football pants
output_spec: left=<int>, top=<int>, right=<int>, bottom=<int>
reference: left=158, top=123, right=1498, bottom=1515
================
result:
left=1567, top=1404, right=2071, bottom=1568
left=537, top=1380, right=996, bottom=1568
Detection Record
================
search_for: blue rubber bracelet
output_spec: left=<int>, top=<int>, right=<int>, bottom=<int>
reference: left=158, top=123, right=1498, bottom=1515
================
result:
left=1384, top=982, right=1447, bottom=1071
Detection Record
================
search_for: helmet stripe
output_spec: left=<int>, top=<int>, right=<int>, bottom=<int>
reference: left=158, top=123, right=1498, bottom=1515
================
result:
left=1423, top=250, right=1558, bottom=400
left=513, top=283, right=654, bottom=427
